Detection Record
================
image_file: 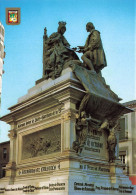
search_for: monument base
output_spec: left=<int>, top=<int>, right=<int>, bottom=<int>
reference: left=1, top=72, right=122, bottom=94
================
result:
left=0, top=68, right=135, bottom=195
left=0, top=159, right=135, bottom=194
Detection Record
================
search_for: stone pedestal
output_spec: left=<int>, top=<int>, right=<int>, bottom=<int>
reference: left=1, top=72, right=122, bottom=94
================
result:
left=0, top=68, right=135, bottom=194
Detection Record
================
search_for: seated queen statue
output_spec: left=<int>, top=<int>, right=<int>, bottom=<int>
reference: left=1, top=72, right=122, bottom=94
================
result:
left=43, top=21, right=79, bottom=79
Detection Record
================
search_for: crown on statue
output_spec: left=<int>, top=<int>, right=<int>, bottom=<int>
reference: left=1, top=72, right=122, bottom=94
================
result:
left=58, top=21, right=66, bottom=28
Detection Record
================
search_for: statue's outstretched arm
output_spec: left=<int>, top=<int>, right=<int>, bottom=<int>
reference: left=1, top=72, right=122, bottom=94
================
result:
left=78, top=46, right=84, bottom=49
left=74, top=46, right=85, bottom=53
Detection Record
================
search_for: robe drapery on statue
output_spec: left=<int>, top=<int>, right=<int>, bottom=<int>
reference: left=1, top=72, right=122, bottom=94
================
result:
left=42, top=22, right=79, bottom=79
left=83, top=29, right=107, bottom=73
left=47, top=32, right=78, bottom=66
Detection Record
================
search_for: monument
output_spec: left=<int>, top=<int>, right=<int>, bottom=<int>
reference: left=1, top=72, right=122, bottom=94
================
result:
left=0, top=21, right=135, bottom=195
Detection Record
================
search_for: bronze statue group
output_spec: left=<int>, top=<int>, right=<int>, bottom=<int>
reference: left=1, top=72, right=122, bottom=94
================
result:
left=42, top=21, right=118, bottom=162
left=43, top=21, right=107, bottom=79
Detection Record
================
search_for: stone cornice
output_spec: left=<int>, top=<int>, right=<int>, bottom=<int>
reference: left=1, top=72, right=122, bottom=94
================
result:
left=0, top=70, right=85, bottom=124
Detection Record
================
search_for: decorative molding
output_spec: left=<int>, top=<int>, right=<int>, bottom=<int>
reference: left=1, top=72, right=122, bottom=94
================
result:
left=62, top=110, right=76, bottom=121
left=8, top=130, right=17, bottom=139
left=22, top=125, right=61, bottom=159
left=17, top=108, right=61, bottom=129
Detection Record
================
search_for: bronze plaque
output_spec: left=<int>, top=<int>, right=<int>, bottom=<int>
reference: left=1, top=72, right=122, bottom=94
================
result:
left=22, top=125, right=61, bottom=159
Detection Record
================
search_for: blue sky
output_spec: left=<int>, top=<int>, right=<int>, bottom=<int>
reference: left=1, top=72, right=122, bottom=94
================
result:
left=0, top=0, right=135, bottom=142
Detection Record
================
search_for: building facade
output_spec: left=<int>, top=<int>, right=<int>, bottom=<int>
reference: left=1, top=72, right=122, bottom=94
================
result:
left=0, top=141, right=10, bottom=178
left=119, top=100, right=136, bottom=185
left=0, top=22, right=5, bottom=108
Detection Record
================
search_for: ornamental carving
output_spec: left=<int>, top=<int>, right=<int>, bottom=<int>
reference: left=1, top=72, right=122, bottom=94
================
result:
left=98, top=119, right=119, bottom=162
left=8, top=130, right=17, bottom=139
left=73, top=107, right=118, bottom=162
left=73, top=111, right=91, bottom=153
left=22, top=125, right=61, bottom=159
left=62, top=110, right=76, bottom=121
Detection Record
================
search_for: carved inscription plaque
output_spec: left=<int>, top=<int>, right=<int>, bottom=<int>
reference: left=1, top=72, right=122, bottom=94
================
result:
left=22, top=125, right=61, bottom=159
left=82, top=129, right=108, bottom=159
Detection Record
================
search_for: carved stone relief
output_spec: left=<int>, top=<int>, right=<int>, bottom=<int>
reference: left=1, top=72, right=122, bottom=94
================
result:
left=22, top=125, right=61, bottom=159
left=73, top=109, right=118, bottom=162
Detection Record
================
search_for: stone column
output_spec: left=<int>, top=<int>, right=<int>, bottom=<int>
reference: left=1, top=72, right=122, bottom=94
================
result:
left=6, top=120, right=17, bottom=184
left=61, top=101, right=76, bottom=153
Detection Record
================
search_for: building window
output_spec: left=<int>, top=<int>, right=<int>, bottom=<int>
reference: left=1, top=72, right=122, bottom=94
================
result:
left=120, top=155, right=126, bottom=164
left=2, top=167, right=6, bottom=178
left=119, top=151, right=128, bottom=174
left=3, top=148, right=7, bottom=159
left=119, top=116, right=128, bottom=140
